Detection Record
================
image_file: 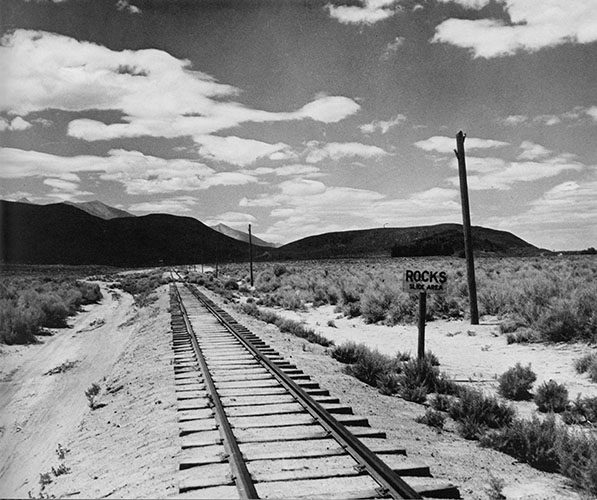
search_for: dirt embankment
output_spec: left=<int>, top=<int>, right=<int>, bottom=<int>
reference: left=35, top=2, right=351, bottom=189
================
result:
left=0, top=285, right=179, bottom=499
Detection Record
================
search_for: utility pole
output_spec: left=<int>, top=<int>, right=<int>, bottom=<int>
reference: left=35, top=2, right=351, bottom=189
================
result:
left=454, top=131, right=479, bottom=325
left=248, top=224, right=254, bottom=287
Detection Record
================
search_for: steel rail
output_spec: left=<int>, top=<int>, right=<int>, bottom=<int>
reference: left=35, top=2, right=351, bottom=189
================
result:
left=185, top=283, right=422, bottom=500
left=172, top=284, right=259, bottom=498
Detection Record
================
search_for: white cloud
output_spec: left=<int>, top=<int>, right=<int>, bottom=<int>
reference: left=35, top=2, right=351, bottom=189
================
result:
left=0, top=147, right=259, bottom=195
left=446, top=154, right=585, bottom=190
left=194, top=135, right=291, bottom=167
left=360, top=114, right=406, bottom=134
left=501, top=115, right=528, bottom=126
left=533, top=114, right=562, bottom=126
left=0, top=116, right=32, bottom=131
left=305, top=141, right=390, bottom=163
left=517, top=141, right=552, bottom=161
left=128, top=196, right=198, bottom=214
left=326, top=0, right=398, bottom=26
left=43, top=178, right=83, bottom=193
left=436, top=0, right=491, bottom=8
left=433, top=0, right=597, bottom=58
left=414, top=135, right=509, bottom=154
left=243, top=180, right=461, bottom=244
left=1, top=30, right=360, bottom=147
left=485, top=179, right=597, bottom=250
left=380, top=37, right=405, bottom=61
left=116, top=0, right=141, bottom=14
left=206, top=212, right=256, bottom=229
left=587, top=107, right=597, bottom=121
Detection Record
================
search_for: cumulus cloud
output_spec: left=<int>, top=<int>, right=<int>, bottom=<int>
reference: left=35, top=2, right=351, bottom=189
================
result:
left=241, top=179, right=461, bottom=244
left=1, top=30, right=360, bottom=158
left=0, top=116, right=32, bottom=131
left=414, top=135, right=509, bottom=153
left=360, top=114, right=406, bottom=134
left=433, top=0, right=597, bottom=58
left=326, top=0, right=398, bottom=25
left=305, top=141, right=390, bottom=163
left=517, top=141, right=552, bottom=161
left=446, top=154, right=585, bottom=190
left=0, top=147, right=259, bottom=195
left=500, top=106, right=597, bottom=127
left=485, top=179, right=597, bottom=250
left=193, top=135, right=291, bottom=167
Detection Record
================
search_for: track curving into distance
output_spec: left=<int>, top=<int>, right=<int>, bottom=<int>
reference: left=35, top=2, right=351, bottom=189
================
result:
left=169, top=280, right=460, bottom=499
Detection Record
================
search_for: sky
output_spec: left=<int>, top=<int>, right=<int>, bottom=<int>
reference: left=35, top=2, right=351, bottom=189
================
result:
left=0, top=0, right=596, bottom=251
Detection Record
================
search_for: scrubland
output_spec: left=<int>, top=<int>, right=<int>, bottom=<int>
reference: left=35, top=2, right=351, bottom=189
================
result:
left=213, top=255, right=597, bottom=344
left=191, top=255, right=597, bottom=496
left=0, top=267, right=170, bottom=345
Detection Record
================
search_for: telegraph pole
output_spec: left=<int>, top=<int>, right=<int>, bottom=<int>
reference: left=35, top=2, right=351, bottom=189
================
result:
left=248, top=224, right=254, bottom=287
left=454, top=131, right=479, bottom=325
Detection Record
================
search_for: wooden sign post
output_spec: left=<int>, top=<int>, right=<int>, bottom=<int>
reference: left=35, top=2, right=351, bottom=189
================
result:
left=403, top=269, right=448, bottom=359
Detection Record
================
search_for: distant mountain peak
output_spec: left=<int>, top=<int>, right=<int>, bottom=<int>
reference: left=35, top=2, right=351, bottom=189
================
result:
left=16, top=197, right=34, bottom=204
left=211, top=223, right=277, bottom=248
left=64, top=200, right=134, bottom=220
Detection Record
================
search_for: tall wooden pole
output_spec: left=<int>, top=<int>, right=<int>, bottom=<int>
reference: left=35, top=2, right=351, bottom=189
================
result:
left=248, top=224, right=254, bottom=287
left=454, top=131, right=479, bottom=325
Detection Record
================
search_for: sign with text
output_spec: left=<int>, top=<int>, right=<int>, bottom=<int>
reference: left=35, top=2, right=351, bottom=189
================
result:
left=403, top=269, right=448, bottom=295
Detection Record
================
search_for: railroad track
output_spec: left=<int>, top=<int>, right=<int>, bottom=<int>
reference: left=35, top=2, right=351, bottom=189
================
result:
left=169, top=281, right=460, bottom=499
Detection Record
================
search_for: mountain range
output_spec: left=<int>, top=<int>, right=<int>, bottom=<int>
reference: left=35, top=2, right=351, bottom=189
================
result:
left=0, top=199, right=546, bottom=266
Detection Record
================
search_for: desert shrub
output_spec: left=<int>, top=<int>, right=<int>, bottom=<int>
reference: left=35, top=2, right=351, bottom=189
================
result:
left=536, top=302, right=581, bottom=342
left=331, top=341, right=368, bottom=364
left=344, top=349, right=396, bottom=387
left=85, top=382, right=101, bottom=409
left=481, top=415, right=560, bottom=472
left=223, top=279, right=239, bottom=290
left=395, top=350, right=411, bottom=362
left=76, top=281, right=102, bottom=304
left=272, top=263, right=288, bottom=277
left=449, top=388, right=515, bottom=436
left=401, top=357, right=441, bottom=393
left=500, top=317, right=526, bottom=334
left=275, top=318, right=333, bottom=347
left=589, top=363, right=597, bottom=384
left=575, top=352, right=597, bottom=374
left=535, top=380, right=569, bottom=413
left=505, top=327, right=538, bottom=344
left=430, top=394, right=452, bottom=412
left=39, top=293, right=70, bottom=328
left=557, top=429, right=597, bottom=495
left=458, top=416, right=487, bottom=440
left=415, top=409, right=446, bottom=430
left=562, top=395, right=597, bottom=425
left=400, top=384, right=428, bottom=403
left=498, top=363, right=536, bottom=401
left=377, top=372, right=402, bottom=395
left=0, top=299, right=41, bottom=344
left=425, top=351, right=440, bottom=366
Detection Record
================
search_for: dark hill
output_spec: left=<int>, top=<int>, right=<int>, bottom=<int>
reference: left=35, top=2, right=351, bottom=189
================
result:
left=64, top=200, right=134, bottom=219
left=0, top=200, right=259, bottom=266
left=274, top=224, right=544, bottom=259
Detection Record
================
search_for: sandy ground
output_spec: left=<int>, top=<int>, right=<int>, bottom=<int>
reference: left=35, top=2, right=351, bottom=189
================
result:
left=266, top=304, right=597, bottom=418
left=0, top=284, right=179, bottom=499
